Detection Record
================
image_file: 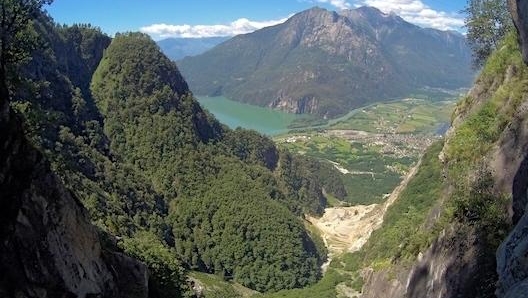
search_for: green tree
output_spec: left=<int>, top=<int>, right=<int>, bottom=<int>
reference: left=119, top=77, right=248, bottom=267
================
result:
left=120, top=231, right=191, bottom=298
left=464, top=0, right=513, bottom=67
left=0, top=0, right=52, bottom=118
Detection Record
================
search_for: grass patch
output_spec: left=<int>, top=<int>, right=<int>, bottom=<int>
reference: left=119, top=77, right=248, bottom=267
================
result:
left=442, top=31, right=522, bottom=255
left=446, top=32, right=527, bottom=175
left=253, top=269, right=346, bottom=298
left=325, top=192, right=346, bottom=207
left=190, top=271, right=258, bottom=298
left=288, top=115, right=329, bottom=129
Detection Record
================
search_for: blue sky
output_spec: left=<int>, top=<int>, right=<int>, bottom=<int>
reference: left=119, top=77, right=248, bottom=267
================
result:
left=46, top=0, right=467, bottom=40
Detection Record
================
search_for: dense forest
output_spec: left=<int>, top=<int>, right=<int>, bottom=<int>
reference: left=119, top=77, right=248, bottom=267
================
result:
left=6, top=6, right=350, bottom=296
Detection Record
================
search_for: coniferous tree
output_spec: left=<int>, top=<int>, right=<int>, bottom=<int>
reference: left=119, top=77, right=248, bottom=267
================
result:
left=464, top=0, right=513, bottom=67
left=0, top=0, right=52, bottom=118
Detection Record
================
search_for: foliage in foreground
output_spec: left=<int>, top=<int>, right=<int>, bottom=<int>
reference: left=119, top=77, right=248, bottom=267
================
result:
left=463, top=0, right=513, bottom=67
left=120, top=231, right=191, bottom=298
left=253, top=269, right=345, bottom=298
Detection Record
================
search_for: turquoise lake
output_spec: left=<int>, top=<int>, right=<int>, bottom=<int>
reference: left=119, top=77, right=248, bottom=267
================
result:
left=197, top=96, right=305, bottom=135
left=197, top=96, right=372, bottom=135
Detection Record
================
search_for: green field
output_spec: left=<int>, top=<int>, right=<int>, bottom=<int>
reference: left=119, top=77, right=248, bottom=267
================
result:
left=189, top=271, right=258, bottom=298
left=276, top=133, right=428, bottom=205
left=329, top=99, right=455, bottom=134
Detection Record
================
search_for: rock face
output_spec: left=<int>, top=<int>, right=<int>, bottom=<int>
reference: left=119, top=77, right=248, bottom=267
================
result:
left=494, top=4, right=528, bottom=298
left=178, top=6, right=473, bottom=117
left=362, top=224, right=497, bottom=298
left=0, top=112, right=149, bottom=298
left=509, top=0, right=528, bottom=63
left=495, top=124, right=528, bottom=298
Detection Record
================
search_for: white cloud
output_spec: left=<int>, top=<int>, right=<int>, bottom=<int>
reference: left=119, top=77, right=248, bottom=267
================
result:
left=355, top=0, right=464, bottom=31
left=140, top=17, right=289, bottom=39
left=316, top=0, right=352, bottom=10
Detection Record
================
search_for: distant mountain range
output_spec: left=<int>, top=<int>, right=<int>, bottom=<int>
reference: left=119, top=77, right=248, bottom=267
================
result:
left=177, top=6, right=474, bottom=117
left=158, top=36, right=229, bottom=60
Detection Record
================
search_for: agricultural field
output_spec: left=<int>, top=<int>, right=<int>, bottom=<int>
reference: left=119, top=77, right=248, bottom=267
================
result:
left=276, top=132, right=436, bottom=205
left=273, top=98, right=452, bottom=205
left=328, top=98, right=455, bottom=135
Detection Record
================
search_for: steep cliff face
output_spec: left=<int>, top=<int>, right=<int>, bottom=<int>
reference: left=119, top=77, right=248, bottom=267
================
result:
left=0, top=111, right=149, bottom=297
left=362, top=225, right=496, bottom=298
left=495, top=3, right=528, bottom=297
left=509, top=0, right=528, bottom=63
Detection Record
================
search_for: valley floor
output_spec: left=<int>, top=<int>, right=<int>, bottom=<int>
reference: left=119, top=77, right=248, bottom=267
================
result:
left=307, top=157, right=422, bottom=272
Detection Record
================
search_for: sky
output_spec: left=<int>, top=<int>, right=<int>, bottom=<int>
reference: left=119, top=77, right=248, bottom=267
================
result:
left=46, top=0, right=468, bottom=40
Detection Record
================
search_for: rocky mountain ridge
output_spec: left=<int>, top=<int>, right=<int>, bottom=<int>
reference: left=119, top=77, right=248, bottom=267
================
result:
left=178, top=6, right=473, bottom=117
left=158, top=36, right=229, bottom=60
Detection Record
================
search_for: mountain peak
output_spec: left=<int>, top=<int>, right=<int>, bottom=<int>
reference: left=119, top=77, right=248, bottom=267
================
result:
left=349, top=6, right=405, bottom=24
left=355, top=5, right=384, bottom=14
left=305, top=6, right=328, bottom=13
left=178, top=5, right=473, bottom=117
left=288, top=6, right=336, bottom=22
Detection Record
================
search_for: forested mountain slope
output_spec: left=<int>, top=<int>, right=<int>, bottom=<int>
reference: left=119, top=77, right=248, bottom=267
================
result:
left=90, top=32, right=329, bottom=292
left=178, top=6, right=473, bottom=117
left=3, top=6, right=351, bottom=296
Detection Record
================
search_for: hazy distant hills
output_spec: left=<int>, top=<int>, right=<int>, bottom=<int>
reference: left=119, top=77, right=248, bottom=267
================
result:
left=178, top=6, right=474, bottom=117
left=158, top=36, right=229, bottom=60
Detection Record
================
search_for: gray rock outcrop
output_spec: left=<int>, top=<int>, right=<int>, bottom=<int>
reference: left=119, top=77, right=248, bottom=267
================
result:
left=0, top=111, right=149, bottom=297
left=495, top=3, right=528, bottom=298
